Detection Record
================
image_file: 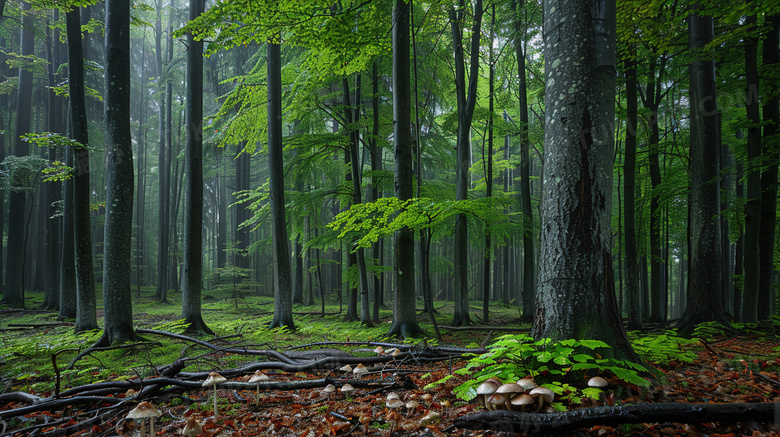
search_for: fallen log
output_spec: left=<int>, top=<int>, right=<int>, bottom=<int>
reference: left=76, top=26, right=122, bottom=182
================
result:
left=453, top=402, right=779, bottom=434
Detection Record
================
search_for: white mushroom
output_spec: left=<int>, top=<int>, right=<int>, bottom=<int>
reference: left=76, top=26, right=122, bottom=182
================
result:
left=248, top=371, right=270, bottom=405
left=126, top=401, right=160, bottom=437
left=353, top=363, right=369, bottom=377
left=202, top=372, right=227, bottom=417
left=587, top=376, right=608, bottom=388
left=181, top=417, right=203, bottom=437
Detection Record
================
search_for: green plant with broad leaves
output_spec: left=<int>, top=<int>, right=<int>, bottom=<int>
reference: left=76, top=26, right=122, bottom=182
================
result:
left=627, top=330, right=698, bottom=367
left=451, top=334, right=650, bottom=409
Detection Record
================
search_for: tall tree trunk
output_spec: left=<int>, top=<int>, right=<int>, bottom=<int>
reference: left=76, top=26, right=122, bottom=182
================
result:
left=532, top=0, right=636, bottom=360
left=44, top=13, right=62, bottom=310
left=267, top=40, right=295, bottom=330
left=742, top=7, right=761, bottom=322
left=101, top=0, right=138, bottom=344
left=482, top=3, right=495, bottom=324
left=370, top=62, right=383, bottom=323
left=135, top=31, right=147, bottom=299
left=623, top=58, right=642, bottom=330
left=68, top=7, right=99, bottom=332
left=734, top=160, right=744, bottom=321
left=677, top=4, right=728, bottom=333
left=3, top=0, right=34, bottom=308
left=342, top=76, right=372, bottom=326
left=387, top=0, right=423, bottom=338
left=181, top=0, right=213, bottom=335
left=60, top=145, right=77, bottom=318
left=758, top=12, right=779, bottom=320
left=512, top=0, right=535, bottom=323
left=450, top=0, right=483, bottom=327
left=154, top=1, right=170, bottom=303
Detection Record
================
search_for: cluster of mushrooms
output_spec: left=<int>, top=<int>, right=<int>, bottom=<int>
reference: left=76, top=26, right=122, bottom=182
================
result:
left=475, top=376, right=608, bottom=413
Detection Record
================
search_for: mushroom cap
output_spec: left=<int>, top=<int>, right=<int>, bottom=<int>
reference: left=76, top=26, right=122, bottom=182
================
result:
left=126, top=401, right=161, bottom=419
left=340, top=383, right=355, bottom=392
left=420, top=393, right=433, bottom=402
left=587, top=376, right=608, bottom=388
left=202, top=371, right=227, bottom=387
left=373, top=346, right=385, bottom=354
left=339, top=364, right=353, bottom=372
left=495, top=383, right=524, bottom=396
left=323, top=384, right=336, bottom=393
left=476, top=380, right=498, bottom=396
left=517, top=377, right=538, bottom=391
left=181, top=417, right=203, bottom=437
left=386, top=399, right=405, bottom=409
left=405, top=400, right=419, bottom=409
left=249, top=371, right=270, bottom=383
left=529, top=387, right=555, bottom=404
left=384, top=348, right=398, bottom=355
left=353, top=363, right=369, bottom=375
left=510, top=394, right=535, bottom=407
left=485, top=377, right=503, bottom=386
left=390, top=349, right=402, bottom=357
left=386, top=392, right=401, bottom=401
left=486, top=393, right=506, bottom=407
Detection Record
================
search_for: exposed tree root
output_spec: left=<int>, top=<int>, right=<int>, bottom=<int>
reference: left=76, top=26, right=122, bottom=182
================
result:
left=453, top=402, right=779, bottom=434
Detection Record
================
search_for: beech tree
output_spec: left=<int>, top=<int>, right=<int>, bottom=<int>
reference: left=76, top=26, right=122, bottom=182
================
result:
left=532, top=0, right=636, bottom=360
left=181, top=0, right=214, bottom=335
left=101, top=0, right=138, bottom=344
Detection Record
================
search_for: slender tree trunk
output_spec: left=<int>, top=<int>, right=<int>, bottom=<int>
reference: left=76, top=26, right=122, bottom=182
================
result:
left=3, top=0, right=34, bottom=308
left=67, top=8, right=98, bottom=332
left=267, top=40, right=295, bottom=330
left=154, top=2, right=170, bottom=303
left=482, top=4, right=495, bottom=324
left=342, top=76, right=372, bottom=325
left=370, top=62, right=383, bottom=323
left=59, top=144, right=77, bottom=318
left=101, top=0, right=138, bottom=344
left=532, top=0, right=636, bottom=360
left=387, top=0, right=423, bottom=338
left=677, top=4, right=728, bottom=333
left=511, top=0, right=535, bottom=323
left=181, top=0, right=213, bottom=335
left=759, top=12, right=779, bottom=320
left=734, top=160, right=744, bottom=321
left=623, top=59, right=642, bottom=330
left=450, top=0, right=483, bottom=326
left=44, top=14, right=62, bottom=310
left=135, top=31, right=147, bottom=299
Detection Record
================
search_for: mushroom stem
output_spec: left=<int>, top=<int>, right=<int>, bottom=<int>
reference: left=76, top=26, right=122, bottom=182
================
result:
left=149, top=418, right=154, bottom=437
left=255, top=382, right=260, bottom=406
left=140, top=420, right=146, bottom=437
left=213, top=385, right=218, bottom=417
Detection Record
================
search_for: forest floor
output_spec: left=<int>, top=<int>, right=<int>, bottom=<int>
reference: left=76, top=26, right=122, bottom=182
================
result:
left=0, top=287, right=779, bottom=436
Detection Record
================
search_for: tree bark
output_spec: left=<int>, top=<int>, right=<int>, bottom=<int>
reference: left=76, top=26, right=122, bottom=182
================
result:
left=267, top=40, right=295, bottom=330
left=742, top=6, right=761, bottom=322
left=67, top=7, right=98, bottom=332
left=181, top=0, right=213, bottom=335
left=387, top=0, right=423, bottom=339
left=532, top=0, right=636, bottom=360
left=450, top=0, right=483, bottom=327
left=102, top=0, right=138, bottom=344
left=3, top=0, right=34, bottom=308
left=154, top=1, right=170, bottom=303
left=623, top=57, right=642, bottom=330
left=677, top=4, right=728, bottom=333
left=511, top=0, right=535, bottom=323
left=758, top=12, right=779, bottom=320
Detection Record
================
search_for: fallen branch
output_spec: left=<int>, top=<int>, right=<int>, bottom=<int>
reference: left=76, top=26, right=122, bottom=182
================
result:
left=453, top=402, right=779, bottom=434
left=136, top=329, right=300, bottom=365
left=0, top=396, right=125, bottom=420
left=439, top=325, right=530, bottom=332
left=67, top=341, right=161, bottom=369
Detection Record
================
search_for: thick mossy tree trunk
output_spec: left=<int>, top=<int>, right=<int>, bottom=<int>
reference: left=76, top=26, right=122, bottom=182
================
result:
left=102, top=0, right=138, bottom=344
left=450, top=0, right=483, bottom=327
left=67, top=8, right=98, bottom=332
left=388, top=0, right=423, bottom=339
left=3, top=0, right=34, bottom=308
left=181, top=0, right=214, bottom=336
left=532, top=0, right=636, bottom=360
left=267, top=40, right=295, bottom=330
left=677, top=4, right=728, bottom=333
